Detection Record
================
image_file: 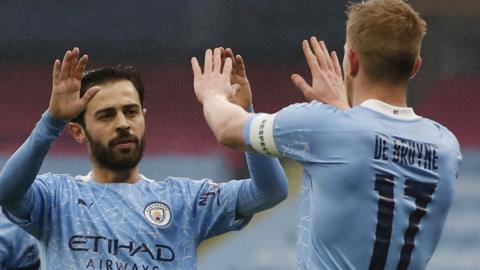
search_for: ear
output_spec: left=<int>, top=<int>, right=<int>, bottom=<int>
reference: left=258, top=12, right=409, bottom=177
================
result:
left=347, top=48, right=359, bottom=77
left=142, top=107, right=147, bottom=115
left=67, top=122, right=87, bottom=144
left=409, top=56, right=422, bottom=79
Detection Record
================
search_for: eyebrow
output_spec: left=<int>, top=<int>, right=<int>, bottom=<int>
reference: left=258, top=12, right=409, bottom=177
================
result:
left=123, top=104, right=140, bottom=110
left=94, top=103, right=140, bottom=117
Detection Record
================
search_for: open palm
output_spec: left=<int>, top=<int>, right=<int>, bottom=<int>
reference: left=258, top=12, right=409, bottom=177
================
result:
left=49, top=48, right=99, bottom=120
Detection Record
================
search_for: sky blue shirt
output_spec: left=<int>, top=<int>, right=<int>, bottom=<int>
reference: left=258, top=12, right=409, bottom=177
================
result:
left=244, top=100, right=462, bottom=270
left=0, top=110, right=287, bottom=270
left=0, top=212, right=39, bottom=270
left=5, top=173, right=249, bottom=270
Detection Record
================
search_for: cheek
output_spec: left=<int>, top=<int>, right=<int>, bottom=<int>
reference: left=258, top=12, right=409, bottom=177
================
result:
left=86, top=125, right=111, bottom=144
left=134, top=116, right=146, bottom=132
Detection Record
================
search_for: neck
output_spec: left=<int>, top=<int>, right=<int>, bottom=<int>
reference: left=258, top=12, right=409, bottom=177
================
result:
left=91, top=164, right=141, bottom=184
left=350, top=75, right=408, bottom=107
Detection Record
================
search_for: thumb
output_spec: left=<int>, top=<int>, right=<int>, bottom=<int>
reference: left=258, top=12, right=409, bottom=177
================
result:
left=291, top=74, right=313, bottom=101
left=80, top=86, right=101, bottom=106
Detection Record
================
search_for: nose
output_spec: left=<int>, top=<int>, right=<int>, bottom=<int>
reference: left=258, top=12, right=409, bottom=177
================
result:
left=115, top=112, right=130, bottom=131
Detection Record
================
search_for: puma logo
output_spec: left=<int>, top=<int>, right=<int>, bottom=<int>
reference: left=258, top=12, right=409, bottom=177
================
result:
left=77, top=198, right=93, bottom=209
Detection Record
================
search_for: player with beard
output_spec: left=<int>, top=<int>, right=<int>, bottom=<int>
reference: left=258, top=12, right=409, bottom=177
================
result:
left=0, top=48, right=288, bottom=269
left=192, top=1, right=462, bottom=269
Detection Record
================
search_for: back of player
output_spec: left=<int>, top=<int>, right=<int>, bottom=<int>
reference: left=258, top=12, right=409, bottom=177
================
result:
left=264, top=100, right=461, bottom=269
left=190, top=1, right=462, bottom=268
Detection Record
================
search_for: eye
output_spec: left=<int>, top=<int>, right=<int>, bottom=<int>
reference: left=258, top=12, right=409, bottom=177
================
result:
left=125, top=108, right=139, bottom=117
left=97, top=112, right=115, bottom=121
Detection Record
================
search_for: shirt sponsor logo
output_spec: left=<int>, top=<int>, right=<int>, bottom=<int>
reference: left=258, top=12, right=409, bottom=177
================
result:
left=144, top=202, right=172, bottom=228
left=69, top=235, right=175, bottom=262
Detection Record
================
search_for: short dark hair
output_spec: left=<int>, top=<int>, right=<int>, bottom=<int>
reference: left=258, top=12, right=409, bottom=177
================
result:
left=71, top=65, right=145, bottom=126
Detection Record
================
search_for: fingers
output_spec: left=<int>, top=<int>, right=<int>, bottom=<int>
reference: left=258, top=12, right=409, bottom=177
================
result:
left=191, top=57, right=202, bottom=78
left=302, top=40, right=321, bottom=78
left=195, top=47, right=239, bottom=77
left=80, top=86, right=101, bottom=106
left=222, top=57, right=233, bottom=76
left=59, top=48, right=84, bottom=80
left=306, top=37, right=340, bottom=75
left=318, top=39, right=334, bottom=71
left=220, top=47, right=227, bottom=71
left=59, top=50, right=72, bottom=80
left=235, top=55, right=247, bottom=76
left=204, top=49, right=213, bottom=73
left=69, top=48, right=80, bottom=76
left=291, top=74, right=313, bottom=101
left=310, top=37, right=328, bottom=70
left=213, top=48, right=222, bottom=73
left=73, top=54, right=88, bottom=79
left=225, top=48, right=236, bottom=65
left=331, top=51, right=343, bottom=77
left=52, top=59, right=61, bottom=84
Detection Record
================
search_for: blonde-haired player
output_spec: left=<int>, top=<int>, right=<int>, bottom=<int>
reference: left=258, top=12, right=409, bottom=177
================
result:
left=192, top=0, right=461, bottom=269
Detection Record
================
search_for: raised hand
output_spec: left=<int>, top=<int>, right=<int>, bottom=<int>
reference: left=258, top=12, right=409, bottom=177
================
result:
left=291, top=37, right=350, bottom=109
left=191, top=48, right=237, bottom=104
left=49, top=48, right=100, bottom=120
left=221, top=48, right=252, bottom=110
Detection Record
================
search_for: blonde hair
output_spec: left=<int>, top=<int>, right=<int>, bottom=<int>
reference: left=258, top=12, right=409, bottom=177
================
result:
left=346, top=0, right=427, bottom=83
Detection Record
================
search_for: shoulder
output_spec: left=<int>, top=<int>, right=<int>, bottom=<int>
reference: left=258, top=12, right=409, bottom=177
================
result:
left=421, top=118, right=461, bottom=150
left=36, top=172, right=76, bottom=181
left=271, top=101, right=355, bottom=134
left=32, top=173, right=85, bottom=193
left=277, top=101, right=341, bottom=116
left=162, top=176, right=214, bottom=192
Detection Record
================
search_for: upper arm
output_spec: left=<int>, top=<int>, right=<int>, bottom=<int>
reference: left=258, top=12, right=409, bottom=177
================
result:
left=244, top=102, right=336, bottom=161
left=190, top=179, right=252, bottom=241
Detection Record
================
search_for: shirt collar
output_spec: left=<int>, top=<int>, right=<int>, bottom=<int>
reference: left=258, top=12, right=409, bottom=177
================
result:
left=360, top=99, right=421, bottom=120
left=77, top=171, right=149, bottom=184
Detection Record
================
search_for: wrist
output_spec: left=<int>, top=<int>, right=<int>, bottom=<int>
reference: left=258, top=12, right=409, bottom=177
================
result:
left=202, top=93, right=228, bottom=104
left=44, top=110, right=69, bottom=127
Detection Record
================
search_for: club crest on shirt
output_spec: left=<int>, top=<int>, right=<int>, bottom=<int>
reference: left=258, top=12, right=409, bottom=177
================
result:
left=144, top=202, right=172, bottom=227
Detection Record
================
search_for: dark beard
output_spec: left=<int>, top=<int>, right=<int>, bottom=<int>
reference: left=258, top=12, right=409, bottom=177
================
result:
left=86, top=129, right=145, bottom=171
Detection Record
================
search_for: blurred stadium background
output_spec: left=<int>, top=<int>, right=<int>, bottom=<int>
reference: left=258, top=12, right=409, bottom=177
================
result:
left=0, top=1, right=478, bottom=269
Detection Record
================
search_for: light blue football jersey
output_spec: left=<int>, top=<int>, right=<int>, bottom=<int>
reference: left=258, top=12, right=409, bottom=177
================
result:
left=244, top=99, right=462, bottom=270
left=0, top=212, right=39, bottom=270
left=4, top=173, right=250, bottom=270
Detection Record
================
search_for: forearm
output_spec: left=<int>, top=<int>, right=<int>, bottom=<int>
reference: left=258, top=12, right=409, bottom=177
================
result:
left=0, top=111, right=66, bottom=209
left=236, top=151, right=288, bottom=217
left=202, top=94, right=249, bottom=149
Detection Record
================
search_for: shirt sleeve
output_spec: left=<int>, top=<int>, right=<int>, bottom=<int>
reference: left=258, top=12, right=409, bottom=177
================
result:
left=2, top=174, right=57, bottom=241
left=0, top=111, right=66, bottom=241
left=190, top=179, right=253, bottom=241
left=0, top=111, right=66, bottom=209
left=0, top=213, right=40, bottom=270
left=244, top=102, right=339, bottom=162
